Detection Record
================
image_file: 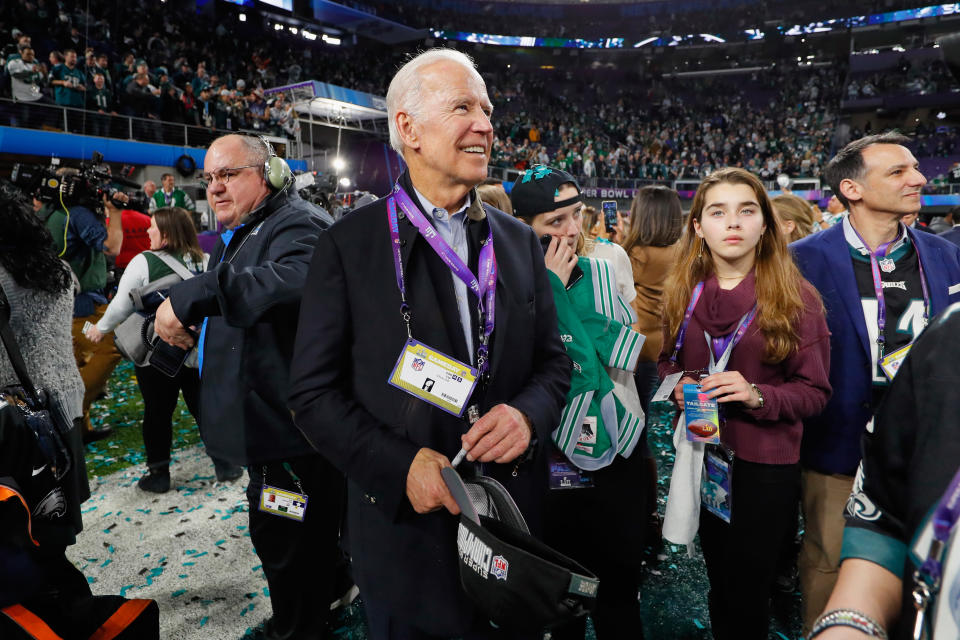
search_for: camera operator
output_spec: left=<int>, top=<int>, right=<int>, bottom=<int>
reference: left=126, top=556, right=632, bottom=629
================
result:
left=41, top=171, right=125, bottom=442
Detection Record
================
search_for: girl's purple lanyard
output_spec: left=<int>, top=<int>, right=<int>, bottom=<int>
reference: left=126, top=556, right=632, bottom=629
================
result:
left=670, top=280, right=757, bottom=374
left=912, top=466, right=960, bottom=640
left=849, top=224, right=931, bottom=359
left=670, top=281, right=705, bottom=364
left=387, top=184, right=497, bottom=376
left=706, top=306, right=758, bottom=374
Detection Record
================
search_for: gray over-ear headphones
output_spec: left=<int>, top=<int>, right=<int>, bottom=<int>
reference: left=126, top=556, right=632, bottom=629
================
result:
left=243, top=133, right=292, bottom=191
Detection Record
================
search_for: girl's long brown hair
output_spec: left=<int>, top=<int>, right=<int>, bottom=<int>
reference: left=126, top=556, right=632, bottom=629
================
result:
left=662, top=168, right=813, bottom=364
left=153, top=207, right=204, bottom=265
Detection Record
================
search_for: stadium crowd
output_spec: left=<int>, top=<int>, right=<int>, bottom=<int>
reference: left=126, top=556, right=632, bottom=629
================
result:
left=4, top=0, right=958, bottom=187
left=489, top=62, right=841, bottom=181
left=845, top=55, right=958, bottom=101
left=0, top=0, right=405, bottom=136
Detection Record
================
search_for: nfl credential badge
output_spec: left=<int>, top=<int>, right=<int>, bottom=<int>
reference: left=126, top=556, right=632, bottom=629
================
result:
left=491, top=555, right=509, bottom=580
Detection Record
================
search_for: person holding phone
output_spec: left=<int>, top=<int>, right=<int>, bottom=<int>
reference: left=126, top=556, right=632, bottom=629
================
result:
left=85, top=207, right=240, bottom=493
left=512, top=165, right=650, bottom=639
left=658, top=167, right=831, bottom=640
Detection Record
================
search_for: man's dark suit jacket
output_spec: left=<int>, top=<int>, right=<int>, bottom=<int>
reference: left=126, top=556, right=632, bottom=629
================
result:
left=288, top=171, right=571, bottom=635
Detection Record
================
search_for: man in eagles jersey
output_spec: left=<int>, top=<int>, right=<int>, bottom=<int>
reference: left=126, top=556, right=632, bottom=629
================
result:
left=791, top=131, right=960, bottom=633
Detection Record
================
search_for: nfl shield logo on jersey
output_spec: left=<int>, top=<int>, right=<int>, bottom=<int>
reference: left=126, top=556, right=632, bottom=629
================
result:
left=412, top=358, right=425, bottom=371
left=491, top=555, right=509, bottom=580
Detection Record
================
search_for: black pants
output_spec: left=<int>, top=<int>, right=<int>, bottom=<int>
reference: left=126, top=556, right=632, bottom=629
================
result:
left=365, top=601, right=539, bottom=640
left=544, top=452, right=649, bottom=640
left=134, top=364, right=201, bottom=467
left=698, top=458, right=800, bottom=640
left=246, top=455, right=345, bottom=640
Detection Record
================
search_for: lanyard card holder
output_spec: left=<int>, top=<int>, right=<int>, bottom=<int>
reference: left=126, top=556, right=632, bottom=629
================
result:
left=702, top=444, right=734, bottom=524
left=683, top=383, right=720, bottom=444
left=548, top=448, right=594, bottom=490
left=258, top=465, right=309, bottom=523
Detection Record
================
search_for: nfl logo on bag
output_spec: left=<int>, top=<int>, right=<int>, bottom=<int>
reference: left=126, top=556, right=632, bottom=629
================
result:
left=491, top=555, right=509, bottom=580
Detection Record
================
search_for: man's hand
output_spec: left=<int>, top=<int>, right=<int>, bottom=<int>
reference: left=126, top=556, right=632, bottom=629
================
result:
left=461, top=404, right=531, bottom=464
left=155, top=298, right=196, bottom=349
left=406, top=448, right=460, bottom=515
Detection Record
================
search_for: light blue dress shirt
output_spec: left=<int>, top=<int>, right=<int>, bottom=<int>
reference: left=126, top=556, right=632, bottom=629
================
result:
left=412, top=187, right=475, bottom=362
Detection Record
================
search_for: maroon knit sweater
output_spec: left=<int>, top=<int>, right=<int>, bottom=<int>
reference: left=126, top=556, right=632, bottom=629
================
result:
left=658, top=272, right=832, bottom=465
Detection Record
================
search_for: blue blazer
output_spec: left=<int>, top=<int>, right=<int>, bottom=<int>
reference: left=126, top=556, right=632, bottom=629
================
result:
left=939, top=226, right=960, bottom=248
left=791, top=223, right=960, bottom=474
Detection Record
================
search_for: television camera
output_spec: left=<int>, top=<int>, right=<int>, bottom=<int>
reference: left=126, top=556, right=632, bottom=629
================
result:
left=10, top=151, right=148, bottom=214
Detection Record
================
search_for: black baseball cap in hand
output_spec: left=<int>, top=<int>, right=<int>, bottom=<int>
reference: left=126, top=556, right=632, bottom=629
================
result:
left=443, top=467, right=599, bottom=631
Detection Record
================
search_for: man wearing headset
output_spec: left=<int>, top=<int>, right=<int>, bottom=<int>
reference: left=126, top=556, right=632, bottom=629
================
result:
left=154, top=133, right=340, bottom=640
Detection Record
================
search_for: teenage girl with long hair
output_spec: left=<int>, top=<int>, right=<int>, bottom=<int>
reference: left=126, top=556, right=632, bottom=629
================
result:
left=658, top=167, right=831, bottom=639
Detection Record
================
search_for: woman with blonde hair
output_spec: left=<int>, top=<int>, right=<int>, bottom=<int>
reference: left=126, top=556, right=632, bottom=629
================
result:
left=659, top=167, right=831, bottom=640
left=772, top=193, right=816, bottom=243
left=476, top=182, right=513, bottom=214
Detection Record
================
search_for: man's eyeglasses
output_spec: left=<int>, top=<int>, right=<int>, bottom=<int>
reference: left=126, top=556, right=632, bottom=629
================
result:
left=199, top=164, right=260, bottom=189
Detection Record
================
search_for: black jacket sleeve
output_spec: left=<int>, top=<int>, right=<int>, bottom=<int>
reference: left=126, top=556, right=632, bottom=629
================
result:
left=169, top=206, right=322, bottom=328
left=288, top=229, right=421, bottom=520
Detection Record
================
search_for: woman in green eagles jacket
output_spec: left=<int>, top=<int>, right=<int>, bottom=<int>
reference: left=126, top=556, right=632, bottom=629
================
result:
left=85, top=207, right=240, bottom=492
left=511, top=165, right=649, bottom=640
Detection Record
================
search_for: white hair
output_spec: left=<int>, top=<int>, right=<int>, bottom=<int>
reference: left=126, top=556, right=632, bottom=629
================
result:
left=386, top=48, right=483, bottom=154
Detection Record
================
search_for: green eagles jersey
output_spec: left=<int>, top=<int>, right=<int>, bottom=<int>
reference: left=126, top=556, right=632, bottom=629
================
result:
left=549, top=256, right=645, bottom=470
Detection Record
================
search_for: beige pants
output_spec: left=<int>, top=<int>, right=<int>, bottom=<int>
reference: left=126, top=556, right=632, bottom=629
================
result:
left=72, top=303, right=122, bottom=432
left=798, top=468, right=855, bottom=633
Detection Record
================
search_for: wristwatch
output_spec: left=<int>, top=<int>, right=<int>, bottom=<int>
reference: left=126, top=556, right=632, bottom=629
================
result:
left=749, top=383, right=765, bottom=409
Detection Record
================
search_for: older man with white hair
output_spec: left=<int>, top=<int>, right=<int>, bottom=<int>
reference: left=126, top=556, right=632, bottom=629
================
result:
left=289, top=49, right=571, bottom=638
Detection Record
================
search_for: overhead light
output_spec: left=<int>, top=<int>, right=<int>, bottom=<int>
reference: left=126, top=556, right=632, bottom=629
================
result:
left=239, top=13, right=246, bottom=21
left=303, top=30, right=317, bottom=40
left=322, top=34, right=341, bottom=45
left=332, top=157, right=345, bottom=171
left=339, top=177, right=351, bottom=188
left=289, top=27, right=298, bottom=35
left=274, top=23, right=283, bottom=31
left=938, top=111, right=947, bottom=120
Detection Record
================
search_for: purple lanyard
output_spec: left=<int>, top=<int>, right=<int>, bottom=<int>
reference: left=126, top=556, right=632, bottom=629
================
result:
left=670, top=280, right=756, bottom=369
left=913, top=465, right=960, bottom=640
left=919, top=466, right=960, bottom=584
left=670, top=281, right=705, bottom=363
left=849, top=224, right=931, bottom=355
left=387, top=184, right=498, bottom=374
left=710, top=305, right=758, bottom=365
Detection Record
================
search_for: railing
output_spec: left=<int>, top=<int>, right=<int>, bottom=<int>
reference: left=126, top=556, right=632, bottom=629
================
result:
left=0, top=98, right=295, bottom=158
left=487, top=164, right=823, bottom=195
